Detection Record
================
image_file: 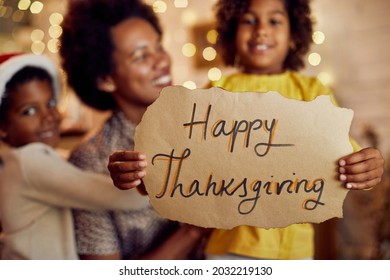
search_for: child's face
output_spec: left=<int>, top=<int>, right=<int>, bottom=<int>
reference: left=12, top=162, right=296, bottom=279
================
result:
left=235, top=0, right=293, bottom=74
left=0, top=79, right=61, bottom=148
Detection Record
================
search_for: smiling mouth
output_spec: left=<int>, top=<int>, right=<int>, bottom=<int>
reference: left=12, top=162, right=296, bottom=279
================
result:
left=255, top=44, right=269, bottom=51
left=152, top=74, right=172, bottom=86
left=249, top=42, right=272, bottom=52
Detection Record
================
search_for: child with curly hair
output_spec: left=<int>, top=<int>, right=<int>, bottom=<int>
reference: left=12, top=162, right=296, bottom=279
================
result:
left=203, top=0, right=384, bottom=260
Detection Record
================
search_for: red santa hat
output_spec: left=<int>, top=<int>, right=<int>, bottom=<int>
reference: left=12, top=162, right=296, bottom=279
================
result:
left=0, top=53, right=61, bottom=104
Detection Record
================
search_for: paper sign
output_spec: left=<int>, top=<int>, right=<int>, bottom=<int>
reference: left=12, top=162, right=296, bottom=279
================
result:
left=135, top=86, right=354, bottom=229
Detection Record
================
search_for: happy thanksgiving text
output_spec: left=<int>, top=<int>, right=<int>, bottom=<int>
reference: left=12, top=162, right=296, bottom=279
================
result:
left=150, top=103, right=325, bottom=215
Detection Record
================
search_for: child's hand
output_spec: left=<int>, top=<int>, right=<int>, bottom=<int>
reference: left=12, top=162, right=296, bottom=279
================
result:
left=338, top=147, right=384, bottom=190
left=107, top=150, right=147, bottom=190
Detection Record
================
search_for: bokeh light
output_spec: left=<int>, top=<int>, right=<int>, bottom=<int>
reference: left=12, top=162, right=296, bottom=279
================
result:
left=49, top=12, right=63, bottom=26
left=183, top=80, right=197, bottom=89
left=174, top=0, right=188, bottom=8
left=308, top=52, right=321, bottom=66
left=317, top=72, right=333, bottom=86
left=0, top=5, right=11, bottom=17
left=49, top=25, right=62, bottom=39
left=153, top=1, right=167, bottom=13
left=12, top=10, right=24, bottom=22
left=202, top=47, right=217, bottom=61
left=208, top=67, right=222, bottom=81
left=206, top=29, right=218, bottom=44
left=47, top=38, right=60, bottom=53
left=181, top=10, right=197, bottom=26
left=30, top=1, right=43, bottom=14
left=31, top=41, right=45, bottom=54
left=182, top=43, right=196, bottom=57
left=18, top=0, right=31, bottom=11
left=31, top=28, right=44, bottom=42
left=313, top=31, right=325, bottom=45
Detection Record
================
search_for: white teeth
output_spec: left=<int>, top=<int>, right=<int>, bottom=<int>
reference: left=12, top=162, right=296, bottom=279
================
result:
left=255, top=44, right=268, bottom=51
left=153, top=74, right=171, bottom=86
left=40, top=131, right=54, bottom=138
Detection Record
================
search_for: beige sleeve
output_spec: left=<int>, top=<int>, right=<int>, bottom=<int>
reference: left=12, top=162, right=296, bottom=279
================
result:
left=19, top=143, right=149, bottom=210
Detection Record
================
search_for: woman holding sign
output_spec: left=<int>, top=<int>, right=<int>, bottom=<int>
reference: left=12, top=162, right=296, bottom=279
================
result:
left=108, top=0, right=384, bottom=260
left=60, top=0, right=209, bottom=260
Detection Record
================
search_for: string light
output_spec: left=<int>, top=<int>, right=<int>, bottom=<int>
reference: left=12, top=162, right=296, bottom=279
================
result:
left=174, top=0, right=188, bottom=8
left=49, top=25, right=62, bottom=39
left=206, top=29, right=218, bottom=44
left=30, top=29, right=44, bottom=42
left=317, top=72, right=333, bottom=86
left=182, top=43, right=196, bottom=57
left=47, top=38, right=59, bottom=53
left=153, top=1, right=167, bottom=13
left=208, top=67, right=222, bottom=81
left=202, top=47, right=216, bottom=61
left=0, top=5, right=11, bottom=17
left=312, top=31, right=325, bottom=45
left=308, top=52, right=321, bottom=66
left=49, top=12, right=63, bottom=26
left=183, top=80, right=197, bottom=89
left=31, top=41, right=45, bottom=54
left=11, top=9, right=24, bottom=22
left=18, top=0, right=31, bottom=11
left=181, top=10, right=197, bottom=26
left=30, top=1, right=43, bottom=14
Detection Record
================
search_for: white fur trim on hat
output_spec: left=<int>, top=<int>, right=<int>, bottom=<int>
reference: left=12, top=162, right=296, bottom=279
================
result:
left=0, top=54, right=61, bottom=104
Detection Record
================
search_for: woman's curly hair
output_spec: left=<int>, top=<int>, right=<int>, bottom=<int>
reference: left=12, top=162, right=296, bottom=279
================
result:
left=214, top=0, right=313, bottom=71
left=60, top=0, right=162, bottom=111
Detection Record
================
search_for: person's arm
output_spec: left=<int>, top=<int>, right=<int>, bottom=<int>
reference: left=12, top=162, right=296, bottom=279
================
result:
left=107, top=150, right=211, bottom=259
left=77, top=224, right=209, bottom=260
left=140, top=224, right=210, bottom=260
left=307, top=79, right=385, bottom=190
left=19, top=143, right=148, bottom=210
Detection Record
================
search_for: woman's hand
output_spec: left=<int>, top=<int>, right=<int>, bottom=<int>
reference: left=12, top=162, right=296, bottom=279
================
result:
left=107, top=150, right=147, bottom=190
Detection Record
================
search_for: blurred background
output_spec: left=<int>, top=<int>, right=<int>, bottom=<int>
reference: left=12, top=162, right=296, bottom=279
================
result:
left=1, top=0, right=389, bottom=259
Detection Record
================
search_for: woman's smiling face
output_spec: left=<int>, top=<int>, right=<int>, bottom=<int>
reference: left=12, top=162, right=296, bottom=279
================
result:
left=107, top=18, right=172, bottom=110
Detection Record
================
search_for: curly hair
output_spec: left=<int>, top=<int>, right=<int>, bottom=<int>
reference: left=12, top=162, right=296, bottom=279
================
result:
left=214, top=0, right=313, bottom=71
left=59, top=0, right=162, bottom=111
